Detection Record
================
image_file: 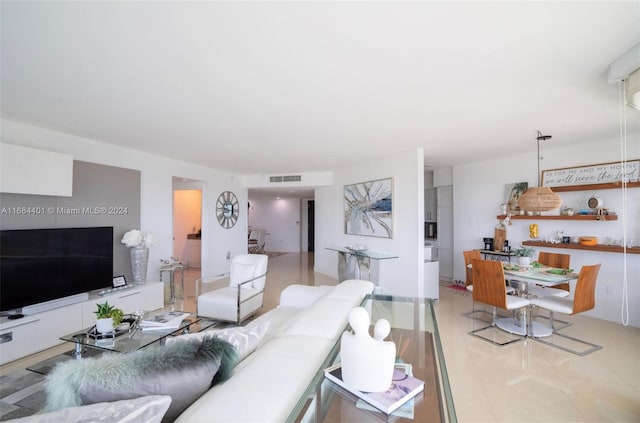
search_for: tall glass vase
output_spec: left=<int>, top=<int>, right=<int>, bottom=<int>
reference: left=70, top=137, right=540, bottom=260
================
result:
left=130, top=247, right=149, bottom=284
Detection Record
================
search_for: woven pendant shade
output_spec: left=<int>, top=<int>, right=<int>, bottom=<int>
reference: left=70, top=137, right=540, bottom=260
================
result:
left=517, top=186, right=562, bottom=212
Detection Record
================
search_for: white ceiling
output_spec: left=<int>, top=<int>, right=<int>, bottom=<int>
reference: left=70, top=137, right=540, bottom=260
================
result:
left=1, top=1, right=639, bottom=176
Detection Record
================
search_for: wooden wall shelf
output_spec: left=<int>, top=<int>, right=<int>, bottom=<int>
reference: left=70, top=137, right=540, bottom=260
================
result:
left=497, top=214, right=618, bottom=221
left=548, top=181, right=640, bottom=192
left=522, top=240, right=639, bottom=255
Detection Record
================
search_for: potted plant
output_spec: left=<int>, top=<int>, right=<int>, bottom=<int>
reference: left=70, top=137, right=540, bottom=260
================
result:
left=514, top=245, right=535, bottom=266
left=94, top=301, right=124, bottom=334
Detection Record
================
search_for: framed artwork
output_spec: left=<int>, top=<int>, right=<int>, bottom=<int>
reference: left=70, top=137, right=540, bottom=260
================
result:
left=112, top=275, right=127, bottom=289
left=504, top=182, right=528, bottom=214
left=541, top=159, right=640, bottom=191
left=344, top=178, right=393, bottom=238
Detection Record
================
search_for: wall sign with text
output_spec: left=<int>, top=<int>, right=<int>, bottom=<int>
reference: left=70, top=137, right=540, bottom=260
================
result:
left=542, top=160, right=640, bottom=192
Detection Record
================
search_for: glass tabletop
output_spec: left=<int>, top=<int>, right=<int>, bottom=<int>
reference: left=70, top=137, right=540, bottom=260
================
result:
left=325, top=246, right=399, bottom=260
left=504, top=268, right=578, bottom=285
left=286, top=294, right=457, bottom=423
left=60, top=309, right=205, bottom=354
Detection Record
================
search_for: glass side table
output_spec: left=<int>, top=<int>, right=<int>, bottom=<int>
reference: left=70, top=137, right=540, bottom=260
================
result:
left=59, top=309, right=203, bottom=358
left=27, top=310, right=217, bottom=375
left=286, top=294, right=457, bottom=423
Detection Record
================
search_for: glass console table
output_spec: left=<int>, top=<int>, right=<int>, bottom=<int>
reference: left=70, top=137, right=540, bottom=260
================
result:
left=325, top=246, right=399, bottom=293
left=286, top=294, right=457, bottom=423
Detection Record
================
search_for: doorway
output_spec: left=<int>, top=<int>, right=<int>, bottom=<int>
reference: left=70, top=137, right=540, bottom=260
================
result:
left=172, top=177, right=204, bottom=268
left=307, top=200, right=315, bottom=252
left=172, top=189, right=202, bottom=267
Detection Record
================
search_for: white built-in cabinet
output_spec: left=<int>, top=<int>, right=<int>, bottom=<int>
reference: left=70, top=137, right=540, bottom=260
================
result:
left=437, top=186, right=454, bottom=281
left=186, top=239, right=202, bottom=268
left=424, top=188, right=437, bottom=222
left=0, top=282, right=163, bottom=365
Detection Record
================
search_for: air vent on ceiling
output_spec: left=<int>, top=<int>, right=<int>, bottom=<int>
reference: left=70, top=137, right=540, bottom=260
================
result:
left=269, top=175, right=302, bottom=183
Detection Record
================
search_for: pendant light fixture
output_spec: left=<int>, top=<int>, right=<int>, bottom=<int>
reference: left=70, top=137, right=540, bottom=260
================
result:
left=517, top=131, right=563, bottom=212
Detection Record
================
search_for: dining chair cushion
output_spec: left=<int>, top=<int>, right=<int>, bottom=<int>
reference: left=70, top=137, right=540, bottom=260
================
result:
left=505, top=295, right=530, bottom=310
left=528, top=285, right=570, bottom=298
left=467, top=284, right=515, bottom=294
left=530, top=296, right=574, bottom=314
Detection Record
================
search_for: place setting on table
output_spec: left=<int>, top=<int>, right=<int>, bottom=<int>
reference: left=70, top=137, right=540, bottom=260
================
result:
left=495, top=260, right=578, bottom=338
left=502, top=261, right=578, bottom=288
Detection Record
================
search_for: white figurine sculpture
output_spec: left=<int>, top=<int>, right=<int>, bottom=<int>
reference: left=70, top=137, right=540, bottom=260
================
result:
left=340, top=307, right=396, bottom=392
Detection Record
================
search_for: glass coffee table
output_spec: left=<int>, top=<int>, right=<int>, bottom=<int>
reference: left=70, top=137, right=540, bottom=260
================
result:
left=28, top=309, right=216, bottom=374
left=287, top=294, right=457, bottom=422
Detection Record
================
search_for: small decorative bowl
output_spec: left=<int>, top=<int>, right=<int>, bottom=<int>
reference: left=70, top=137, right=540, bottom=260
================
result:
left=348, top=244, right=368, bottom=252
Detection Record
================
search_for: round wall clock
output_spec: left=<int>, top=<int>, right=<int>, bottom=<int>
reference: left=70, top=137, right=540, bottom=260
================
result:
left=216, top=191, right=239, bottom=229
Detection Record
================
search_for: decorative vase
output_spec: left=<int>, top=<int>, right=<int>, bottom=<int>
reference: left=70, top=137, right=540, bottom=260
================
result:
left=96, top=318, right=114, bottom=334
left=494, top=221, right=506, bottom=252
left=130, top=247, right=149, bottom=284
left=517, top=256, right=531, bottom=266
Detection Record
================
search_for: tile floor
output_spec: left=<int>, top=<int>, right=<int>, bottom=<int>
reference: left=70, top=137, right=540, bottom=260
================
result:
left=263, top=253, right=640, bottom=422
left=2, top=252, right=639, bottom=422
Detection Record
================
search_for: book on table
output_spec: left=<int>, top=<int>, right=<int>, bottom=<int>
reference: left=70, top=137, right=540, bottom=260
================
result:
left=354, top=363, right=420, bottom=419
left=324, top=362, right=425, bottom=415
left=139, top=311, right=191, bottom=331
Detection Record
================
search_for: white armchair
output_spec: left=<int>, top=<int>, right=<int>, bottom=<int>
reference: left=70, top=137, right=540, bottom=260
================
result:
left=196, top=254, right=268, bottom=323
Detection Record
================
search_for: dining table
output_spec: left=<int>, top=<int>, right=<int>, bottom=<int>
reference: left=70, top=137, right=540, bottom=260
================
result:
left=499, top=266, right=579, bottom=337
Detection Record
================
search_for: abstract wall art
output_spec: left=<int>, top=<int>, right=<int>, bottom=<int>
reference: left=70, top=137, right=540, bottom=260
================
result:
left=344, top=178, right=393, bottom=238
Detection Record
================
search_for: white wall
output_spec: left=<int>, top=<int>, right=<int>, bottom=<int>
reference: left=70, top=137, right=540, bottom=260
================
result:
left=248, top=191, right=302, bottom=253
left=453, top=137, right=640, bottom=327
left=1, top=119, right=247, bottom=280
left=315, top=149, right=425, bottom=297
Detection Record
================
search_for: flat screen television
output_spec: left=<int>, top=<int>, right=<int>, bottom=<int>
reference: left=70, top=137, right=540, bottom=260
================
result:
left=0, top=226, right=113, bottom=313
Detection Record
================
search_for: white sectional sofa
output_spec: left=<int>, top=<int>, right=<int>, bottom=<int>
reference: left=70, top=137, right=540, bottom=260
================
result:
left=175, top=279, right=374, bottom=423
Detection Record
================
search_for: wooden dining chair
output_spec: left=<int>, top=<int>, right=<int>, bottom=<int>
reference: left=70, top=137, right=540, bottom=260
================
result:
left=528, top=252, right=572, bottom=328
left=528, top=252, right=572, bottom=298
left=537, top=252, right=571, bottom=292
left=463, top=250, right=515, bottom=320
left=530, top=264, right=602, bottom=355
left=469, top=259, right=530, bottom=346
left=463, top=250, right=481, bottom=289
left=463, top=250, right=489, bottom=320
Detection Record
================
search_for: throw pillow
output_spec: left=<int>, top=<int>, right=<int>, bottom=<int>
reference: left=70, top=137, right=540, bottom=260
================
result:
left=45, top=336, right=237, bottom=423
left=167, top=321, right=270, bottom=363
left=230, top=262, right=256, bottom=288
left=11, top=395, right=171, bottom=423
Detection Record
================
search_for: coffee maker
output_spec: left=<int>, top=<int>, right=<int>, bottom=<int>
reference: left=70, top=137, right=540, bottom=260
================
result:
left=483, top=237, right=494, bottom=251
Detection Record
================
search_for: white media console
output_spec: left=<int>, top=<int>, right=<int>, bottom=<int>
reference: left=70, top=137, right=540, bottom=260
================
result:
left=0, top=281, right=164, bottom=365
